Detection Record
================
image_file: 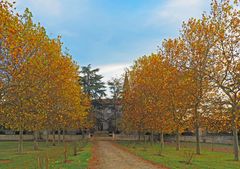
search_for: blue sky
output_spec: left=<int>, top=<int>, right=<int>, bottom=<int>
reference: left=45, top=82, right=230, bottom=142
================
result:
left=15, top=0, right=211, bottom=82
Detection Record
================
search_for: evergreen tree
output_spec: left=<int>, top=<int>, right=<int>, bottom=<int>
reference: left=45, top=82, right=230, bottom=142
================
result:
left=80, top=64, right=106, bottom=100
left=108, top=77, right=123, bottom=102
left=108, top=77, right=123, bottom=131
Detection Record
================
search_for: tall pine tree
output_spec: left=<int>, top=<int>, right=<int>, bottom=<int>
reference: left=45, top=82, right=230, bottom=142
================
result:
left=80, top=64, right=106, bottom=100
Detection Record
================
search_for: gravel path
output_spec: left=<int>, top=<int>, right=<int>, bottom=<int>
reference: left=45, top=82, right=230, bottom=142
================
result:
left=95, top=141, right=163, bottom=169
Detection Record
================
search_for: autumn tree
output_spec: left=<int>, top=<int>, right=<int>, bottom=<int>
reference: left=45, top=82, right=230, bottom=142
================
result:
left=0, top=1, right=90, bottom=153
left=160, top=38, right=193, bottom=150
left=206, top=0, right=240, bottom=160
left=122, top=54, right=175, bottom=146
left=121, top=0, right=239, bottom=161
left=180, top=13, right=218, bottom=155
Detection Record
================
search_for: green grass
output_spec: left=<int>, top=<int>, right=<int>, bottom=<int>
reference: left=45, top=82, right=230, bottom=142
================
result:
left=0, top=140, right=92, bottom=169
left=118, top=141, right=240, bottom=169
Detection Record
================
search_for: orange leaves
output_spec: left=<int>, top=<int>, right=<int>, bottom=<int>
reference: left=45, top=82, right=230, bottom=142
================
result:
left=122, top=54, right=177, bottom=133
left=0, top=1, right=90, bottom=132
left=122, top=0, right=240, bottom=139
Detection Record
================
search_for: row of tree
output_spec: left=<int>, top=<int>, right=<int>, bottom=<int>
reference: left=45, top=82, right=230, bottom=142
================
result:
left=122, top=0, right=239, bottom=160
left=0, top=1, right=91, bottom=152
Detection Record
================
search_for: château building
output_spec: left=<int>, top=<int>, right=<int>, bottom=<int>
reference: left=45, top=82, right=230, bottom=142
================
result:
left=92, top=99, right=122, bottom=132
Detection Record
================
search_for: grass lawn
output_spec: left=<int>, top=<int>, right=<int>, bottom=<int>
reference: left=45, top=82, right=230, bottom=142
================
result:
left=118, top=141, right=240, bottom=169
left=0, top=140, right=92, bottom=169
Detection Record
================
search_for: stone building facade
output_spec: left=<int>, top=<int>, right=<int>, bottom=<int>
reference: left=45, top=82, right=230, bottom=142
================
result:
left=92, top=99, right=122, bottom=131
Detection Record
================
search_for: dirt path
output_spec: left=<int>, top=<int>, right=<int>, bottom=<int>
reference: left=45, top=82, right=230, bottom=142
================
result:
left=93, top=141, right=163, bottom=169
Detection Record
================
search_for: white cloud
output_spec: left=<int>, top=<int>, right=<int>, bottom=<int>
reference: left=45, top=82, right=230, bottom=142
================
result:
left=16, top=0, right=93, bottom=19
left=94, top=63, right=130, bottom=97
left=97, top=63, right=131, bottom=83
left=147, top=0, right=210, bottom=26
left=23, top=0, right=63, bottom=17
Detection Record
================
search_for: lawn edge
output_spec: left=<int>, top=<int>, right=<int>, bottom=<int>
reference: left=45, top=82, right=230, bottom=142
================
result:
left=111, top=141, right=170, bottom=169
left=88, top=140, right=100, bottom=169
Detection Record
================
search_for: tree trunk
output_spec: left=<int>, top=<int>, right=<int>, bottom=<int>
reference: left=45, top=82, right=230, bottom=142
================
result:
left=195, top=105, right=201, bottom=155
left=82, top=130, right=85, bottom=139
left=58, top=130, right=61, bottom=144
left=112, top=131, right=115, bottom=140
left=232, top=125, right=239, bottom=160
left=64, top=143, right=68, bottom=163
left=52, top=130, right=56, bottom=146
left=211, top=135, right=214, bottom=152
left=46, top=130, right=49, bottom=146
left=73, top=141, right=77, bottom=156
left=176, top=128, right=180, bottom=151
left=158, top=131, right=164, bottom=156
left=114, top=106, right=117, bottom=132
left=138, top=131, right=141, bottom=141
left=33, top=131, right=39, bottom=150
left=196, top=125, right=201, bottom=154
left=18, top=130, right=23, bottom=153
left=88, top=131, right=91, bottom=139
left=160, top=131, right=164, bottom=148
left=232, top=107, right=239, bottom=161
left=143, top=133, right=147, bottom=151
left=151, top=131, right=154, bottom=145
left=62, top=129, right=66, bottom=143
left=78, top=131, right=82, bottom=142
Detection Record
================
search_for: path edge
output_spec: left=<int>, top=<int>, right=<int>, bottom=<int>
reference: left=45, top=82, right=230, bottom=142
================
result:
left=88, top=140, right=100, bottom=169
left=111, top=141, right=170, bottom=169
